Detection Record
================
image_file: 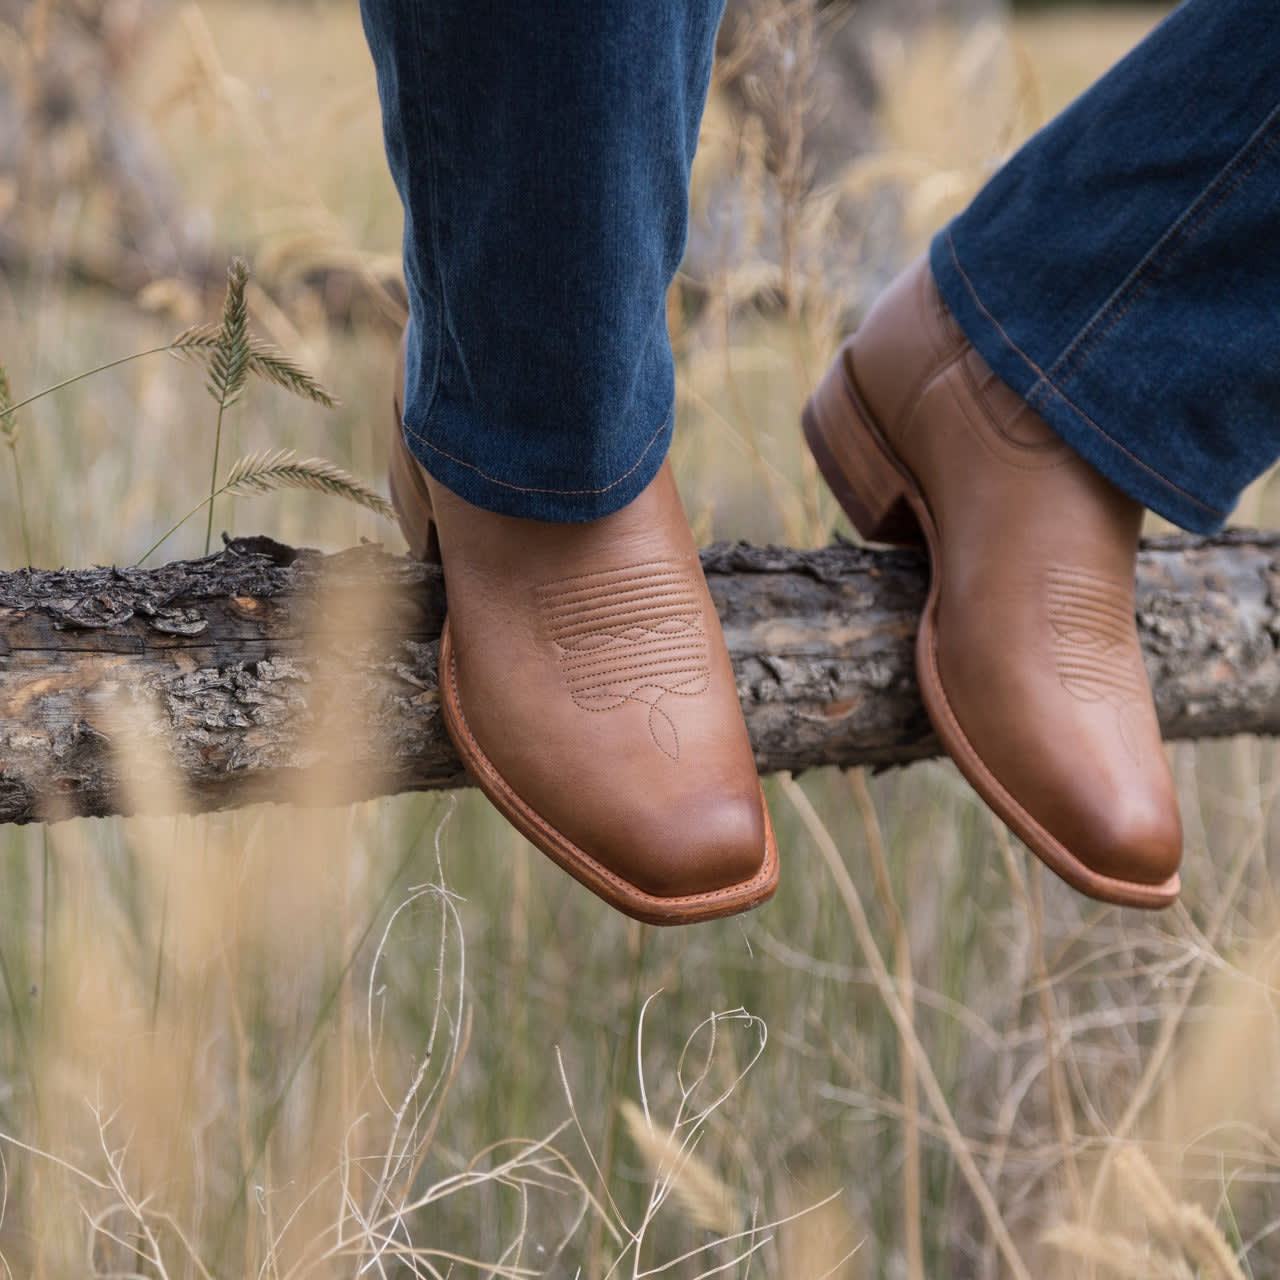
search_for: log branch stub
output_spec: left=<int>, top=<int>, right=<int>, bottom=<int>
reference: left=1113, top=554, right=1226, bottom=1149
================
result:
left=0, top=531, right=1277, bottom=824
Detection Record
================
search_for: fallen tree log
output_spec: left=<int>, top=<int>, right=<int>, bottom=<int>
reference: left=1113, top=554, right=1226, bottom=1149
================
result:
left=0, top=529, right=1276, bottom=824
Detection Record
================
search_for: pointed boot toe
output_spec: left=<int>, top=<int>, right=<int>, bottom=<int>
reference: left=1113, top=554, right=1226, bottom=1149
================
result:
left=1072, top=783, right=1183, bottom=892
left=602, top=782, right=771, bottom=901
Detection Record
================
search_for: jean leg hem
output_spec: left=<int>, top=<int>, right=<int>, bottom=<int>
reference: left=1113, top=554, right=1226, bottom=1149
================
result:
left=401, top=412, right=674, bottom=524
left=930, top=234, right=1233, bottom=536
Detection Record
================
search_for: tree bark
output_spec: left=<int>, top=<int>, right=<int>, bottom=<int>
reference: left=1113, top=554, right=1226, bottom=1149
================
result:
left=0, top=530, right=1276, bottom=824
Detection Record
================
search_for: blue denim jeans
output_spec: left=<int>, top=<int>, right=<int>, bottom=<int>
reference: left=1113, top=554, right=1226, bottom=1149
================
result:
left=359, top=0, right=723, bottom=522
left=933, top=0, right=1280, bottom=534
left=363, top=0, right=1280, bottom=532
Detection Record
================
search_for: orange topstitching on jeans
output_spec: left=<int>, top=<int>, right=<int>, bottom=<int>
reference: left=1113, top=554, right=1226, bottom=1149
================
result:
left=942, top=233, right=1223, bottom=519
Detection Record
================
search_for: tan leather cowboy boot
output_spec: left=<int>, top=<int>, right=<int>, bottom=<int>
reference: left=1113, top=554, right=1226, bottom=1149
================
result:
left=391, top=348, right=779, bottom=925
left=803, top=256, right=1181, bottom=909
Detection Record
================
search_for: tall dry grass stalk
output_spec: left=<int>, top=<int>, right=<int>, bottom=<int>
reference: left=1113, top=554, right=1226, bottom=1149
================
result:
left=136, top=0, right=404, bottom=330
left=782, top=772, right=1034, bottom=1280
left=1043, top=893, right=1280, bottom=1280
left=5, top=2, right=1279, bottom=1277
left=0, top=575, right=601, bottom=1276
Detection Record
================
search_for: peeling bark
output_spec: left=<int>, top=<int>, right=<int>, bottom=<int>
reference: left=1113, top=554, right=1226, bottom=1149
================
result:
left=0, top=531, right=1276, bottom=824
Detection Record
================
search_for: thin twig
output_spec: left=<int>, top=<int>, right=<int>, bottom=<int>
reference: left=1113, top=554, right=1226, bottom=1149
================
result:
left=782, top=773, right=1033, bottom=1280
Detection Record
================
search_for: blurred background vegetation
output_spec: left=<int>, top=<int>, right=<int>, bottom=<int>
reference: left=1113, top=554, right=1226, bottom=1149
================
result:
left=4, top=1, right=1280, bottom=1277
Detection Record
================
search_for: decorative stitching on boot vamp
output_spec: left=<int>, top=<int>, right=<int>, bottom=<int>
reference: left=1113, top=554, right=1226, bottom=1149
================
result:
left=1045, top=565, right=1148, bottom=764
left=536, top=560, right=711, bottom=761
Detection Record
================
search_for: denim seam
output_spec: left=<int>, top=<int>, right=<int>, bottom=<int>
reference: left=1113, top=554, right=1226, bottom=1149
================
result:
left=942, top=231, right=1224, bottom=519
left=409, top=4, right=445, bottom=425
left=1047, top=101, right=1280, bottom=386
left=404, top=411, right=670, bottom=497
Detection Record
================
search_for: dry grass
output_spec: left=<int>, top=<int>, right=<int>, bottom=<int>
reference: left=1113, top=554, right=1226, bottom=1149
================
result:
left=3, top=2, right=1280, bottom=1278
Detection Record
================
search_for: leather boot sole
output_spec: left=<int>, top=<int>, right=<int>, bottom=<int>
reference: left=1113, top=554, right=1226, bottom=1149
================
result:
left=803, top=349, right=1180, bottom=910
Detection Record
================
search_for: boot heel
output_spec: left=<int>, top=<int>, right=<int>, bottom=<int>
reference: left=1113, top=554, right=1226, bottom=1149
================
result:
left=802, top=344, right=923, bottom=547
left=390, top=333, right=441, bottom=565
left=388, top=427, right=441, bottom=564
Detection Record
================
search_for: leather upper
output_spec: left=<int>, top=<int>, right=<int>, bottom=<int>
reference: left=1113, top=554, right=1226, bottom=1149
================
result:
left=848, top=258, right=1182, bottom=889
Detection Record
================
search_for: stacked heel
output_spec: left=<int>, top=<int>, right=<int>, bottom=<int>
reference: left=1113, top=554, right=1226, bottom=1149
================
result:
left=801, top=343, right=924, bottom=548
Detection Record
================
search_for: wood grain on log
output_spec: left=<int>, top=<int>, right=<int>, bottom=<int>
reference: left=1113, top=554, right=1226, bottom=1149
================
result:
left=0, top=531, right=1277, bottom=825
